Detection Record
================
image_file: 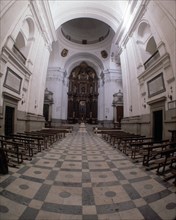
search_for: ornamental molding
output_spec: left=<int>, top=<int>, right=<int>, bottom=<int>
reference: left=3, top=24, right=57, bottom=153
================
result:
left=2, top=46, right=32, bottom=77
left=138, top=53, right=170, bottom=82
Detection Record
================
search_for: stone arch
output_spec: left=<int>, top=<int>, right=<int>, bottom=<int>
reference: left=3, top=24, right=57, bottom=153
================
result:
left=137, top=21, right=151, bottom=43
left=135, top=20, right=159, bottom=65
left=14, top=16, right=35, bottom=59
left=25, top=17, right=35, bottom=39
left=64, top=53, right=104, bottom=79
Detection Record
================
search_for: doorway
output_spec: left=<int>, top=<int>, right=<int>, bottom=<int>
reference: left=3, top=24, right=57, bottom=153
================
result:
left=153, top=110, right=163, bottom=141
left=5, top=106, right=14, bottom=136
left=43, top=104, right=49, bottom=122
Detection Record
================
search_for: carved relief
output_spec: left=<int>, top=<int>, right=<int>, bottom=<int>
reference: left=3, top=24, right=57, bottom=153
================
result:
left=61, top=48, right=68, bottom=57
left=101, top=50, right=108, bottom=58
left=67, top=62, right=98, bottom=123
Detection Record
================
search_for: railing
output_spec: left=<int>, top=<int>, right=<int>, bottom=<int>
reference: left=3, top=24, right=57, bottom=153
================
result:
left=144, top=50, right=160, bottom=69
left=12, top=45, right=26, bottom=64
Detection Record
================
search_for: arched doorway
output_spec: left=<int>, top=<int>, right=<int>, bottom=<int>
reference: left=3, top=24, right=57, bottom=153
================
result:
left=67, top=62, right=98, bottom=124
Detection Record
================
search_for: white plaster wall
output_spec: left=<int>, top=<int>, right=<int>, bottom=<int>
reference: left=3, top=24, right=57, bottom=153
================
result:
left=0, top=1, right=28, bottom=51
left=146, top=1, right=176, bottom=76
left=61, top=78, right=69, bottom=120
left=126, top=38, right=141, bottom=116
left=46, top=70, right=64, bottom=120
left=102, top=69, right=122, bottom=121
left=0, top=1, right=28, bottom=108
left=145, top=0, right=176, bottom=102
left=47, top=31, right=123, bottom=121
left=37, top=48, right=50, bottom=115
left=0, top=1, right=53, bottom=116
left=120, top=49, right=132, bottom=118
left=98, top=78, right=105, bottom=121
left=27, top=35, right=49, bottom=115
left=48, top=42, right=60, bottom=68
left=120, top=0, right=176, bottom=118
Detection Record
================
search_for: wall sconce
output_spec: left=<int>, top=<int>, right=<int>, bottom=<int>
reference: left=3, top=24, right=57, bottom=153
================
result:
left=129, top=105, right=132, bottom=112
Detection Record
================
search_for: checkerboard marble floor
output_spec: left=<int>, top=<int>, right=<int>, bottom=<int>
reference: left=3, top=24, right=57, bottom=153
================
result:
left=0, top=124, right=176, bottom=220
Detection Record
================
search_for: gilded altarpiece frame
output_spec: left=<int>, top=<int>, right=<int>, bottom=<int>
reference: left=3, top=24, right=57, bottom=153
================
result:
left=67, top=62, right=98, bottom=124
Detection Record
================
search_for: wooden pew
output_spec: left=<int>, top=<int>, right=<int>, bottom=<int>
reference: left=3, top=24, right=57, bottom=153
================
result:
left=50, top=126, right=73, bottom=133
left=112, top=134, right=143, bottom=150
left=164, top=168, right=176, bottom=185
left=16, top=133, right=44, bottom=152
left=154, top=147, right=176, bottom=175
left=122, top=137, right=153, bottom=156
left=0, top=139, right=24, bottom=166
left=42, top=128, right=70, bottom=140
left=8, top=135, right=35, bottom=158
left=130, top=139, right=169, bottom=162
left=142, top=140, right=171, bottom=167
left=29, top=131, right=54, bottom=146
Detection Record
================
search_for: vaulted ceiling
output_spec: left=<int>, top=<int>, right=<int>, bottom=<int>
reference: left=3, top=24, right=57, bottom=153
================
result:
left=48, top=1, right=130, bottom=45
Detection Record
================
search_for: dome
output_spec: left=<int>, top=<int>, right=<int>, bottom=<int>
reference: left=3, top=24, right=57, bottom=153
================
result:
left=61, top=18, right=114, bottom=45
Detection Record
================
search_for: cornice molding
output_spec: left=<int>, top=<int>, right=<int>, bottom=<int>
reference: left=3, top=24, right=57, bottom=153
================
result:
left=116, top=0, right=149, bottom=48
left=0, top=0, right=16, bottom=18
left=41, top=1, right=57, bottom=41
left=147, top=96, right=166, bottom=105
left=138, top=53, right=170, bottom=82
left=2, top=46, right=32, bottom=77
left=3, top=91, right=21, bottom=101
left=29, top=0, right=55, bottom=49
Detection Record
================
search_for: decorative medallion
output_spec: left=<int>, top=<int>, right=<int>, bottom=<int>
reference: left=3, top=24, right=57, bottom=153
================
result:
left=61, top=48, right=68, bottom=57
left=101, top=50, right=108, bottom=58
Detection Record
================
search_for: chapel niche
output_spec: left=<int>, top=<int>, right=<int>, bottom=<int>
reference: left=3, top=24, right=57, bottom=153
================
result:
left=67, top=62, right=98, bottom=124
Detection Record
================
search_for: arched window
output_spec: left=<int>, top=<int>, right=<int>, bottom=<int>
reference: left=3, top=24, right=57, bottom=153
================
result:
left=136, top=21, right=160, bottom=69
left=144, top=37, right=160, bottom=69
left=146, top=36, right=157, bottom=54
left=13, top=17, right=35, bottom=64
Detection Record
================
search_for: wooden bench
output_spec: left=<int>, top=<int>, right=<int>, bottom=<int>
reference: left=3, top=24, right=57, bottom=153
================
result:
left=8, top=135, right=35, bottom=158
left=0, top=139, right=24, bottom=166
left=130, top=139, right=170, bottom=162
left=164, top=167, right=176, bottom=185
left=153, top=147, right=176, bottom=175
left=16, top=133, right=44, bottom=152
left=142, top=140, right=173, bottom=167
left=121, top=137, right=153, bottom=156
left=168, top=129, right=176, bottom=142
left=112, top=134, right=143, bottom=150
